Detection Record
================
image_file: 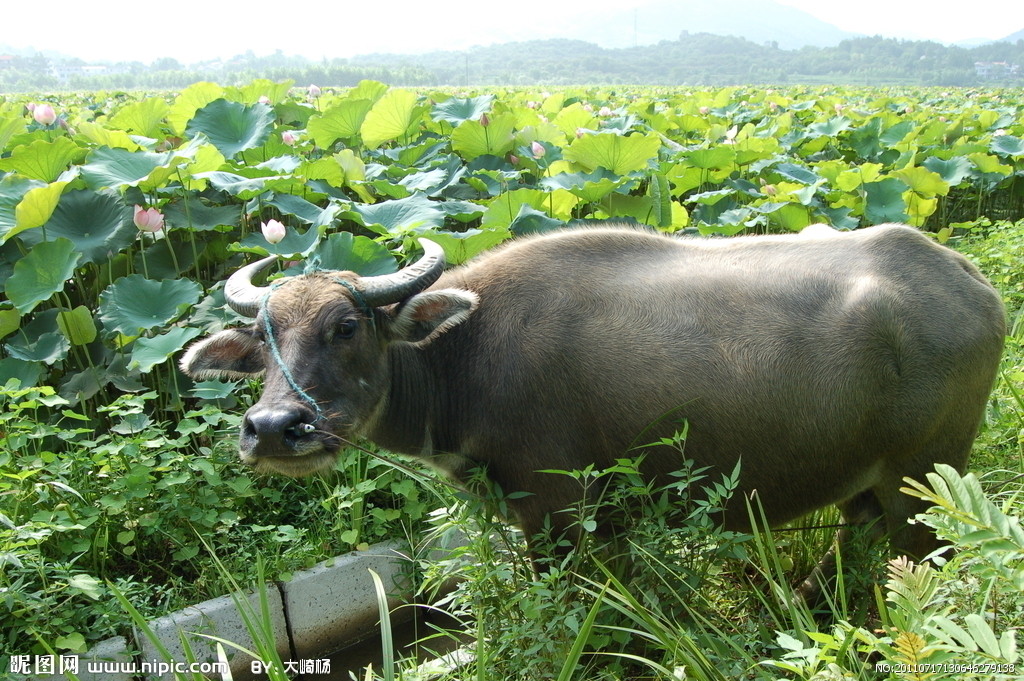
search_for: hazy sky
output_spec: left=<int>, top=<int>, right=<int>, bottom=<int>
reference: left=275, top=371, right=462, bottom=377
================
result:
left=5, top=0, right=1023, bottom=64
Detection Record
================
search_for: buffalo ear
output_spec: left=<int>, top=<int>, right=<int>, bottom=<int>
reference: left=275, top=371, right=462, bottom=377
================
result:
left=391, top=289, right=479, bottom=344
left=179, top=329, right=266, bottom=379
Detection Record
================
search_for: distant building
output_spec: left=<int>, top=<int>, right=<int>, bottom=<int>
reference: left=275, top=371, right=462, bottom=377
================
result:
left=974, top=61, right=1021, bottom=79
left=0, top=54, right=16, bottom=70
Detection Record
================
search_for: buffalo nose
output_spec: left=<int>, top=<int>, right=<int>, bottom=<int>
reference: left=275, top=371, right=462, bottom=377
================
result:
left=243, top=405, right=315, bottom=450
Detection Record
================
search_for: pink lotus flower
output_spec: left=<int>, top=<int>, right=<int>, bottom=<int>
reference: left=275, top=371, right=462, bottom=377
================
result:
left=307, top=84, right=321, bottom=98
left=262, top=219, right=287, bottom=245
left=530, top=141, right=545, bottom=158
left=479, top=113, right=490, bottom=128
left=33, top=103, right=57, bottom=126
left=133, top=205, right=164, bottom=233
left=258, top=95, right=271, bottom=105
left=598, top=106, right=613, bottom=116
left=282, top=130, right=298, bottom=146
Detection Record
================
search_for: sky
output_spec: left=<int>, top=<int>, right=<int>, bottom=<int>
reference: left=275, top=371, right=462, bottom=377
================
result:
left=4, top=0, right=1023, bottom=65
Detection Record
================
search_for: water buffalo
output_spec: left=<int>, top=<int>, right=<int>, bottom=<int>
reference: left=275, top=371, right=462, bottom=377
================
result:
left=181, top=224, right=1005, bottom=585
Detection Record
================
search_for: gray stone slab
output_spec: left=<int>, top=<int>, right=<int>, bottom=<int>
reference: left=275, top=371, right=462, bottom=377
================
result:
left=280, top=539, right=415, bottom=659
left=137, top=584, right=289, bottom=680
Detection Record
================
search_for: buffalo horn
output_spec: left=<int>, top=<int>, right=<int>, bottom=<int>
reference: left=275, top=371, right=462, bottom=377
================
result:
left=222, top=239, right=446, bottom=318
left=359, top=239, right=446, bottom=307
left=224, top=255, right=277, bottom=318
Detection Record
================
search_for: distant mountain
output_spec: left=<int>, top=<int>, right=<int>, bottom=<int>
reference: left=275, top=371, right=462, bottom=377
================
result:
left=563, top=0, right=859, bottom=50
left=999, top=28, right=1024, bottom=43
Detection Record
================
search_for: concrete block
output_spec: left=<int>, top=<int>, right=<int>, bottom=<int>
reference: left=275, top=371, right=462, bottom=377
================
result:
left=76, top=637, right=135, bottom=681
left=280, top=539, right=414, bottom=659
left=137, top=584, right=289, bottom=680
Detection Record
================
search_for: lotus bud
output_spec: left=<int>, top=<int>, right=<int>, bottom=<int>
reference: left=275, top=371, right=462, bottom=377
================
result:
left=133, top=205, right=164, bottom=233
left=530, top=141, right=545, bottom=158
left=262, top=219, right=287, bottom=245
left=33, top=103, right=57, bottom=126
left=258, top=95, right=271, bottom=105
left=699, top=106, right=710, bottom=115
left=26, top=102, right=36, bottom=112
left=282, top=130, right=298, bottom=146
left=582, top=103, right=594, bottom=112
left=479, top=113, right=490, bottom=127
left=508, top=154, right=520, bottom=165
left=307, top=84, right=321, bottom=98
left=598, top=106, right=613, bottom=116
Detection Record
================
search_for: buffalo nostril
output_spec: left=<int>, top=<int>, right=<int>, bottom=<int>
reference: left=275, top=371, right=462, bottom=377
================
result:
left=243, top=406, right=316, bottom=448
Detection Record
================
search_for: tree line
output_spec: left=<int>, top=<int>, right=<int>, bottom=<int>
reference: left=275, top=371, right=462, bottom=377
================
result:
left=1, top=33, right=1022, bottom=92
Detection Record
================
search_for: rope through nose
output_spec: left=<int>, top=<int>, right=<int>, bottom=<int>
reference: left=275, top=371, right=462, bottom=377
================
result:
left=260, top=288, right=325, bottom=421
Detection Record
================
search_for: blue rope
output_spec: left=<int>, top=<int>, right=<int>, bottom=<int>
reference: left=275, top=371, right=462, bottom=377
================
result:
left=261, top=288, right=325, bottom=420
left=259, top=277, right=372, bottom=419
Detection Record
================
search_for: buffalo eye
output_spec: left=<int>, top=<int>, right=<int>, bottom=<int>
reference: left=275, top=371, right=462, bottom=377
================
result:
left=334, top=318, right=358, bottom=341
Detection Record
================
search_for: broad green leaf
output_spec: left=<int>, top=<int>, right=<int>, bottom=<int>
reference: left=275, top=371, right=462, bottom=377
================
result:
left=0, top=114, right=26, bottom=153
left=423, top=227, right=511, bottom=266
left=834, top=163, right=884, bottom=191
left=109, top=96, right=171, bottom=138
left=649, top=173, right=673, bottom=228
left=168, top=81, right=225, bottom=136
left=509, top=204, right=563, bottom=236
left=863, top=178, right=909, bottom=224
left=682, top=146, right=736, bottom=171
left=540, top=169, right=625, bottom=203
left=451, top=113, right=517, bottom=161
left=99, top=275, right=202, bottom=335
left=360, top=89, right=421, bottom=149
left=163, top=198, right=239, bottom=231
left=0, top=174, right=46, bottom=241
left=565, top=132, right=661, bottom=175
left=128, top=327, right=202, bottom=374
left=80, top=147, right=172, bottom=190
left=432, top=95, right=494, bottom=125
left=308, top=98, right=374, bottom=147
left=968, top=152, right=1012, bottom=176
left=774, top=163, right=821, bottom=185
left=19, top=189, right=135, bottom=266
left=56, top=306, right=97, bottom=346
left=922, top=156, right=972, bottom=186
left=0, top=137, right=82, bottom=182
left=75, top=122, right=141, bottom=152
left=349, top=194, right=445, bottom=235
left=185, top=99, right=275, bottom=159
left=552, top=103, right=598, bottom=139
left=893, top=166, right=949, bottom=197
left=348, top=79, right=390, bottom=103
left=12, top=181, right=69, bottom=239
left=0, top=308, right=19, bottom=339
left=306, top=232, right=398, bottom=276
left=991, top=134, right=1024, bottom=158
left=4, top=238, right=81, bottom=314
left=0, top=357, right=43, bottom=388
left=236, top=224, right=322, bottom=257
left=66, top=574, right=103, bottom=600
left=227, top=78, right=294, bottom=105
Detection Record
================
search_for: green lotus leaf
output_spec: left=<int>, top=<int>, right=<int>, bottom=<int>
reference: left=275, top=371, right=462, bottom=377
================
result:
left=80, top=147, right=173, bottom=190
left=565, top=132, right=661, bottom=175
left=308, top=99, right=374, bottom=148
left=11, top=180, right=69, bottom=239
left=509, top=204, right=563, bottom=236
left=0, top=174, right=46, bottom=242
left=98, top=275, right=203, bottom=336
left=128, top=327, right=202, bottom=374
left=185, top=99, right=275, bottom=159
left=235, top=223, right=323, bottom=257
left=432, top=95, right=495, bottom=126
left=134, top=239, right=198, bottom=280
left=227, top=79, right=294, bottom=106
left=863, top=177, right=909, bottom=224
left=361, top=89, right=422, bottom=149
left=168, top=81, right=225, bottom=136
left=991, top=135, right=1024, bottom=159
left=4, top=309, right=69, bottom=363
left=109, top=96, right=171, bottom=139
left=0, top=357, right=44, bottom=388
left=56, top=305, right=98, bottom=346
left=266, top=193, right=325, bottom=225
left=680, top=146, right=736, bottom=171
left=348, top=80, right=390, bottom=103
left=18, top=189, right=135, bottom=266
left=0, top=308, right=19, bottom=339
left=892, top=166, right=949, bottom=197
left=774, top=163, right=821, bottom=185
left=348, top=194, right=445, bottom=236
left=305, top=232, right=398, bottom=276
left=922, top=156, right=973, bottom=187
left=419, top=227, right=510, bottom=266
left=540, top=169, right=625, bottom=203
left=0, top=136, right=83, bottom=182
left=451, top=114, right=517, bottom=161
left=5, top=238, right=80, bottom=314
left=163, top=198, right=240, bottom=232
left=1, top=114, right=27, bottom=153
